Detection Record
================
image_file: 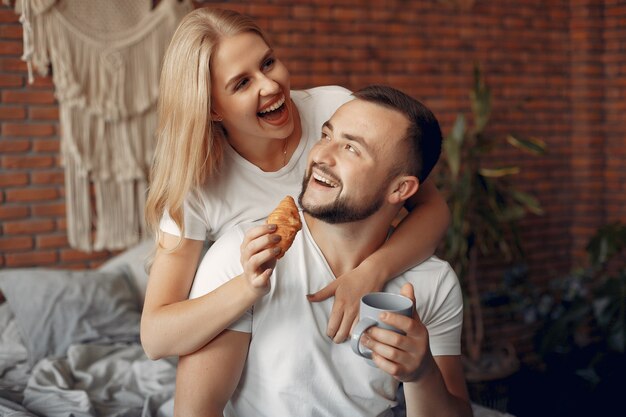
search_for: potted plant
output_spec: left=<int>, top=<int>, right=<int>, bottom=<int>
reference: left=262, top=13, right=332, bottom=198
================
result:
left=436, top=64, right=546, bottom=409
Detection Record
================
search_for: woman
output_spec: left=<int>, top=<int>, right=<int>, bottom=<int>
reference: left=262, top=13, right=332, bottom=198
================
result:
left=140, top=7, right=450, bottom=360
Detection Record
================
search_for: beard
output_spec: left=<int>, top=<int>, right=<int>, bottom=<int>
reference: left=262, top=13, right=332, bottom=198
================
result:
left=298, top=169, right=386, bottom=224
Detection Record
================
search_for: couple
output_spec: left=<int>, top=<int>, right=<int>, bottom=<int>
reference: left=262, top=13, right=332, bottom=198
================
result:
left=175, top=85, right=472, bottom=417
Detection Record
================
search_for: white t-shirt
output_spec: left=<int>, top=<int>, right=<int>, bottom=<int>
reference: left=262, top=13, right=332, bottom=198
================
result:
left=159, top=86, right=354, bottom=242
left=189, top=214, right=463, bottom=417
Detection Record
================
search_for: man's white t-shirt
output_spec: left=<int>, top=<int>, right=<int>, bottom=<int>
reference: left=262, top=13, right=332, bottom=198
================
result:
left=159, top=86, right=353, bottom=242
left=189, top=214, right=463, bottom=417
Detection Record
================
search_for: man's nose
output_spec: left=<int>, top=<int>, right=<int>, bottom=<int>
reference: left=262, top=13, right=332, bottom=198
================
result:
left=312, top=141, right=337, bottom=166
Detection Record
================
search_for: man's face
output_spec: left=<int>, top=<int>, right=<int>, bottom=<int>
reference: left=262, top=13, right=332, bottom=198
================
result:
left=299, top=99, right=409, bottom=224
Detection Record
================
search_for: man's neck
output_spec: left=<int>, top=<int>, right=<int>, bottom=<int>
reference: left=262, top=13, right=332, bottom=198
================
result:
left=303, top=212, right=392, bottom=278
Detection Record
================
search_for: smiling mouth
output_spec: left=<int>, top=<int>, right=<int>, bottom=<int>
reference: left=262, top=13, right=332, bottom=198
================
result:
left=312, top=171, right=339, bottom=188
left=257, top=95, right=286, bottom=119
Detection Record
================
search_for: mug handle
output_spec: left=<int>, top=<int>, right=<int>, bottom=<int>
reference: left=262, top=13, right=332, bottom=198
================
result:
left=350, top=317, right=377, bottom=359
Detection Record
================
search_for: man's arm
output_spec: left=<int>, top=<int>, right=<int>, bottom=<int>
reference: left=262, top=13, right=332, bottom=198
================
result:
left=361, top=283, right=472, bottom=417
left=402, top=355, right=472, bottom=417
left=174, top=330, right=251, bottom=417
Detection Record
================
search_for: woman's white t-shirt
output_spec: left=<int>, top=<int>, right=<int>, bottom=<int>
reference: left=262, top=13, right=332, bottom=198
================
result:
left=159, top=86, right=353, bottom=241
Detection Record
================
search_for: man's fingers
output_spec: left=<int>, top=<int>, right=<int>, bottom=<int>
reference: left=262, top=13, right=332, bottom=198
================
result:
left=362, top=334, right=406, bottom=370
left=400, top=283, right=415, bottom=303
left=306, top=280, right=338, bottom=302
left=399, top=283, right=421, bottom=322
left=378, top=311, right=424, bottom=336
left=366, top=325, right=411, bottom=352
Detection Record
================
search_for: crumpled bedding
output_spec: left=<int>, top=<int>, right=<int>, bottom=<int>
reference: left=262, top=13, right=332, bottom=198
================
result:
left=0, top=304, right=176, bottom=417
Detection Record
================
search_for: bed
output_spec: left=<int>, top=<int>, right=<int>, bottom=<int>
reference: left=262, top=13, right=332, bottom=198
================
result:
left=0, top=241, right=514, bottom=417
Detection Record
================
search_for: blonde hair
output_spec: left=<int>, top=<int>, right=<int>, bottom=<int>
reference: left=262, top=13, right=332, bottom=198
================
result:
left=145, top=8, right=271, bottom=248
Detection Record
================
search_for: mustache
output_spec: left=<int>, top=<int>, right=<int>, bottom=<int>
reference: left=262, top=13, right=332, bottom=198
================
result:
left=308, top=163, right=340, bottom=184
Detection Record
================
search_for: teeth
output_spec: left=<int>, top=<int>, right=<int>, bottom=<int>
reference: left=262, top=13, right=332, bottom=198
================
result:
left=259, top=96, right=285, bottom=114
left=313, top=172, right=339, bottom=187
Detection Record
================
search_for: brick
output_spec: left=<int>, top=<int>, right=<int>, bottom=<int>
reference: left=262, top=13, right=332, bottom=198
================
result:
left=0, top=9, right=19, bottom=24
left=3, top=219, right=55, bottom=234
left=31, top=169, right=64, bottom=185
left=33, top=138, right=59, bottom=152
left=5, top=251, right=57, bottom=267
left=2, top=90, right=56, bottom=104
left=0, top=57, right=27, bottom=72
left=248, top=4, right=288, bottom=17
left=60, top=249, right=110, bottom=263
left=0, top=139, right=30, bottom=152
left=0, top=171, right=28, bottom=186
left=4, top=187, right=58, bottom=202
left=0, top=106, right=25, bottom=119
left=30, top=76, right=54, bottom=89
left=29, top=106, right=58, bottom=120
left=2, top=155, right=55, bottom=169
left=0, top=40, right=22, bottom=55
left=36, top=234, right=68, bottom=249
left=0, top=205, right=28, bottom=220
left=0, top=74, right=23, bottom=87
left=0, top=25, right=23, bottom=39
left=2, top=122, right=55, bottom=137
left=32, top=202, right=65, bottom=217
left=0, top=236, right=33, bottom=251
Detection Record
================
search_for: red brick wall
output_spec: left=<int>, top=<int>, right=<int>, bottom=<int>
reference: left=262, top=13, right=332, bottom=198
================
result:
left=604, top=1, right=626, bottom=228
left=1, top=0, right=625, bottom=358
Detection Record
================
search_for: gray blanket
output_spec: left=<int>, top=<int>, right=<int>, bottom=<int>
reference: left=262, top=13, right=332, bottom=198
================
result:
left=0, top=303, right=176, bottom=417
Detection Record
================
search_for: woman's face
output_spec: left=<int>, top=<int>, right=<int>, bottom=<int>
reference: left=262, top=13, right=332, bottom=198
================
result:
left=211, top=32, right=294, bottom=146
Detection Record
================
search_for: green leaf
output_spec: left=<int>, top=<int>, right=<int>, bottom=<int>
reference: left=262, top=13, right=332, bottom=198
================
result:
left=510, top=190, right=544, bottom=215
left=444, top=114, right=466, bottom=180
left=470, top=66, right=491, bottom=132
left=479, top=166, right=520, bottom=178
left=506, top=134, right=547, bottom=155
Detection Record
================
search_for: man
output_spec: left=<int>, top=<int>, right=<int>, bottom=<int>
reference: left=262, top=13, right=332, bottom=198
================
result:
left=175, top=85, right=472, bottom=417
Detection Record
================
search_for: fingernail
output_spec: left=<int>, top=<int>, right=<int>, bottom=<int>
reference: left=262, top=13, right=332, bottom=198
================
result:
left=271, top=235, right=281, bottom=243
left=268, top=224, right=277, bottom=230
left=379, top=312, right=388, bottom=320
left=273, top=247, right=281, bottom=254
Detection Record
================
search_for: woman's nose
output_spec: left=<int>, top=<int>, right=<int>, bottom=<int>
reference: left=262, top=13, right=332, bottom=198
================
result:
left=259, top=74, right=280, bottom=96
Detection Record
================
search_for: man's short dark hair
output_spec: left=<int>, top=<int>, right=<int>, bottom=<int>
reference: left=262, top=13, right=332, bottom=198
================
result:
left=352, top=85, right=442, bottom=183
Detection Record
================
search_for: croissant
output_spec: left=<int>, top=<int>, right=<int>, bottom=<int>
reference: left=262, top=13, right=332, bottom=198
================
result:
left=267, top=196, right=302, bottom=259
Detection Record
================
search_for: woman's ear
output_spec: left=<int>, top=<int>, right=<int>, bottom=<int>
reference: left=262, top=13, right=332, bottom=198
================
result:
left=210, top=110, right=223, bottom=122
left=388, top=176, right=419, bottom=204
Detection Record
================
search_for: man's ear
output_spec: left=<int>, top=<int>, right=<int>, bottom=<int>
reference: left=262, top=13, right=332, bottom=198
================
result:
left=388, top=176, right=419, bottom=204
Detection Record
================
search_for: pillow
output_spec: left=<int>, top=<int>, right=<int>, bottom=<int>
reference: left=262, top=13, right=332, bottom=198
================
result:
left=98, top=239, right=153, bottom=307
left=0, top=268, right=141, bottom=367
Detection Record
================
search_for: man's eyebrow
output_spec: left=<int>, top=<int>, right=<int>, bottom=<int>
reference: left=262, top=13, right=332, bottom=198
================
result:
left=225, top=49, right=274, bottom=90
left=322, top=121, right=372, bottom=152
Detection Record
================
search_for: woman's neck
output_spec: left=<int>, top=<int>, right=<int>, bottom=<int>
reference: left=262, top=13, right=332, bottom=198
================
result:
left=228, top=100, right=302, bottom=172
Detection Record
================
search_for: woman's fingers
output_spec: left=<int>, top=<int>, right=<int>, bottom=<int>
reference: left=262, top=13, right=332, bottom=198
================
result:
left=240, top=224, right=281, bottom=264
left=243, top=246, right=279, bottom=276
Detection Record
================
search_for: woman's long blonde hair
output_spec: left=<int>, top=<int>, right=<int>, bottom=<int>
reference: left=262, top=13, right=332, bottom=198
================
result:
left=145, top=8, right=271, bottom=247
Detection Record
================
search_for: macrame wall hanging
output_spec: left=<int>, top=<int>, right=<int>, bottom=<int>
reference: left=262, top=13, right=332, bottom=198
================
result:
left=15, top=0, right=192, bottom=251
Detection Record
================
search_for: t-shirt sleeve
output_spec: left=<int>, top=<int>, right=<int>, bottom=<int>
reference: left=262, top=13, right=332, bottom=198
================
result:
left=188, top=225, right=252, bottom=333
left=159, top=198, right=209, bottom=241
left=424, top=265, right=464, bottom=356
